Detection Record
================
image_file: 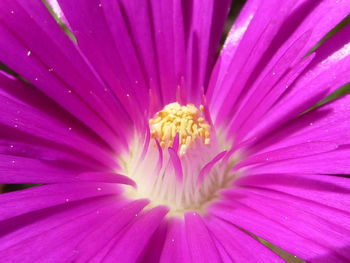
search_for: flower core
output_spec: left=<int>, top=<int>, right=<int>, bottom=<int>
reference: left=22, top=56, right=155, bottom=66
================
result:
left=149, top=102, right=211, bottom=155
left=121, top=102, right=238, bottom=217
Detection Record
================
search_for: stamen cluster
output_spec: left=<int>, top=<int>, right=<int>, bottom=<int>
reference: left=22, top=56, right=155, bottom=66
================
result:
left=149, top=102, right=210, bottom=155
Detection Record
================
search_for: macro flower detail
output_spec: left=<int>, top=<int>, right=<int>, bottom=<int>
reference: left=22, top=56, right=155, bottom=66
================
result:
left=149, top=103, right=211, bottom=151
left=0, top=0, right=350, bottom=262
left=124, top=102, right=235, bottom=216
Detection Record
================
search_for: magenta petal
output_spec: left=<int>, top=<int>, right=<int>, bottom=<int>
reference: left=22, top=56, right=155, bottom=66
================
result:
left=102, top=206, right=168, bottom=263
left=76, top=172, right=136, bottom=187
left=207, top=0, right=259, bottom=105
left=74, top=199, right=149, bottom=263
left=223, top=187, right=350, bottom=261
left=58, top=0, right=231, bottom=107
left=57, top=0, right=150, bottom=122
left=209, top=0, right=300, bottom=121
left=0, top=196, right=118, bottom=251
left=247, top=25, right=350, bottom=142
left=198, top=151, right=227, bottom=184
left=279, top=0, right=350, bottom=59
left=209, top=0, right=350, bottom=135
left=184, top=0, right=232, bottom=104
left=0, top=182, right=120, bottom=221
left=0, top=72, right=117, bottom=169
left=0, top=154, right=87, bottom=184
left=232, top=53, right=314, bottom=142
left=244, top=92, right=350, bottom=175
left=160, top=219, right=191, bottom=263
left=185, top=212, right=222, bottom=263
left=236, top=173, right=350, bottom=217
left=206, top=216, right=284, bottom=262
left=237, top=141, right=338, bottom=169
left=251, top=94, right=350, bottom=154
left=0, top=0, right=131, bottom=148
left=0, top=134, right=103, bottom=172
left=0, top=198, right=120, bottom=263
left=228, top=30, right=312, bottom=138
left=249, top=148, right=350, bottom=175
left=140, top=220, right=168, bottom=263
left=210, top=200, right=342, bottom=261
left=168, top=147, right=183, bottom=182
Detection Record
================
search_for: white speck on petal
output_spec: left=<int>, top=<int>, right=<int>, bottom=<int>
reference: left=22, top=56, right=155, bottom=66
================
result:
left=27, top=51, right=31, bottom=56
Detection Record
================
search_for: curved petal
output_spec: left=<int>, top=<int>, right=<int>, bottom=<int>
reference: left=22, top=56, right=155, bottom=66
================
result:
left=140, top=220, right=168, bottom=263
left=185, top=212, right=222, bottom=263
left=74, top=199, right=149, bottom=263
left=0, top=196, right=118, bottom=252
left=160, top=219, right=191, bottom=263
left=0, top=197, right=121, bottom=263
left=248, top=147, right=350, bottom=175
left=247, top=24, right=350, bottom=142
left=58, top=0, right=231, bottom=108
left=250, top=94, right=350, bottom=154
left=236, top=173, right=350, bottom=212
left=210, top=194, right=348, bottom=262
left=206, top=216, right=284, bottom=262
left=0, top=71, right=117, bottom=169
left=237, top=141, right=338, bottom=169
left=221, top=187, right=350, bottom=261
left=102, top=206, right=168, bottom=263
left=209, top=0, right=350, bottom=137
left=0, top=182, right=121, bottom=221
left=0, top=0, right=131, bottom=149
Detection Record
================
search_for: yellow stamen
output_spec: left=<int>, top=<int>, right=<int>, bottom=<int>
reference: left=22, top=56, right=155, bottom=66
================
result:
left=149, top=102, right=211, bottom=155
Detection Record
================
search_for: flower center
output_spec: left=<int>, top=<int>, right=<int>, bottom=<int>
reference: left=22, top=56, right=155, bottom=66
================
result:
left=120, top=102, right=238, bottom=217
left=149, top=102, right=210, bottom=155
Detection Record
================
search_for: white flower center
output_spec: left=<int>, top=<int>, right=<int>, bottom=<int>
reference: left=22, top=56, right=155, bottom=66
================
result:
left=120, top=103, right=239, bottom=217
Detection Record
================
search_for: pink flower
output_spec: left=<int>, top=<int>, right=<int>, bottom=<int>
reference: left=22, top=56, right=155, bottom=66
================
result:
left=0, top=0, right=350, bottom=262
